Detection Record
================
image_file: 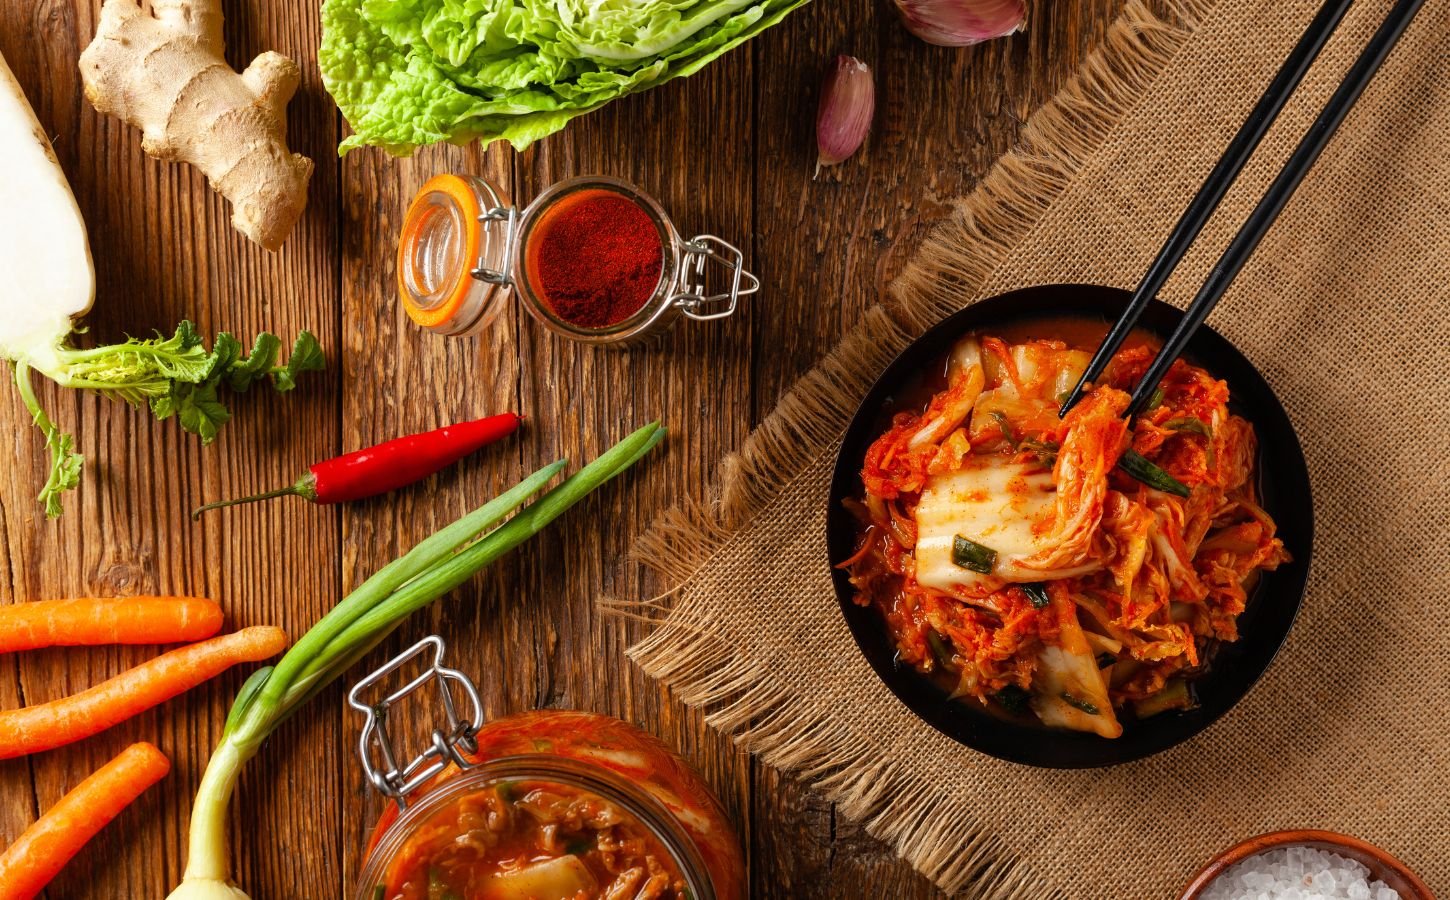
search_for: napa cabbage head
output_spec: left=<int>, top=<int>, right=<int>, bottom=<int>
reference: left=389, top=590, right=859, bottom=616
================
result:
left=320, top=0, right=808, bottom=154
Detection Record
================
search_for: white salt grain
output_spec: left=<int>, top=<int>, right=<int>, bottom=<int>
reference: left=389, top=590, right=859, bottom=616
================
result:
left=1199, top=847, right=1402, bottom=900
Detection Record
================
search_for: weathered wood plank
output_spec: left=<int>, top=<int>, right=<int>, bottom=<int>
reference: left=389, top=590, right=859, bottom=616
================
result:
left=0, top=0, right=340, bottom=897
left=508, top=31, right=760, bottom=888
left=336, top=134, right=523, bottom=896
left=0, top=1, right=1127, bottom=898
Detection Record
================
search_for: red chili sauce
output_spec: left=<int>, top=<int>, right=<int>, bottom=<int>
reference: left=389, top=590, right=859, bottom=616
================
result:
left=526, top=189, right=664, bottom=329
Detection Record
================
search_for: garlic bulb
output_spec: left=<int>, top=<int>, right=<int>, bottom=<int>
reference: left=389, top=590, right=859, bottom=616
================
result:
left=893, top=0, right=1026, bottom=47
left=816, top=55, right=874, bottom=175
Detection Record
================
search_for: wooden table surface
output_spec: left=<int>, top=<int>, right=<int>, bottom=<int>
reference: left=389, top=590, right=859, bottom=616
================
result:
left=0, top=1, right=1129, bottom=896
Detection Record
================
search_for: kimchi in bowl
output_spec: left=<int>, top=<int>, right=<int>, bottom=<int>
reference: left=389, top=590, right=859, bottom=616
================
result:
left=826, top=284, right=1312, bottom=768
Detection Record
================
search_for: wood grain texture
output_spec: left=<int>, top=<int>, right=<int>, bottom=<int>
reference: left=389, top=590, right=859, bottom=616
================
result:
left=0, top=1, right=1121, bottom=897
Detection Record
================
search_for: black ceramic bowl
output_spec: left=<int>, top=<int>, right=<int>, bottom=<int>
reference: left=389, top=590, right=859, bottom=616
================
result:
left=826, top=284, right=1313, bottom=768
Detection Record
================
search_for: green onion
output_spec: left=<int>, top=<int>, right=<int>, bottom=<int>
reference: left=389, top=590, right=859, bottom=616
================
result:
left=1146, top=386, right=1166, bottom=410
left=565, top=837, right=594, bottom=855
left=1059, top=691, right=1100, bottom=715
left=951, top=535, right=998, bottom=574
left=926, top=630, right=955, bottom=670
left=221, top=665, right=273, bottom=739
left=371, top=886, right=386, bottom=900
left=1117, top=450, right=1191, bottom=497
left=427, top=867, right=449, bottom=900
left=1021, top=583, right=1051, bottom=609
left=1022, top=438, right=1059, bottom=468
left=995, top=685, right=1031, bottom=715
left=1165, top=418, right=1216, bottom=468
left=165, top=423, right=666, bottom=900
left=1164, top=417, right=1211, bottom=438
left=1134, top=679, right=1194, bottom=718
left=989, top=411, right=1018, bottom=448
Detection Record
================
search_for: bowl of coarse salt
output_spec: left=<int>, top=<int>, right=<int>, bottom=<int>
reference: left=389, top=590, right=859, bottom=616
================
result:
left=1178, top=831, right=1435, bottom=900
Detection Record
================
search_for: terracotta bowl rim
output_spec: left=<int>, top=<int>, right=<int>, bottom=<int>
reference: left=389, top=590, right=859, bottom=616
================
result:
left=1177, top=829, right=1436, bottom=900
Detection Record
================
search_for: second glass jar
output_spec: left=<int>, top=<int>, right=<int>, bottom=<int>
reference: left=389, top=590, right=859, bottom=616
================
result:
left=349, top=636, right=746, bottom=900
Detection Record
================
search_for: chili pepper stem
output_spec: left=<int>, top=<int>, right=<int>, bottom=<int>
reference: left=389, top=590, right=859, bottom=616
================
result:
left=191, top=475, right=318, bottom=520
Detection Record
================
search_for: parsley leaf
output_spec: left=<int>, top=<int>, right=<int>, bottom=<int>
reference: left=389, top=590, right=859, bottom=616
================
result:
left=14, top=364, right=85, bottom=519
left=173, top=381, right=233, bottom=444
left=226, top=332, right=281, bottom=393
left=39, top=428, right=84, bottom=519
left=276, top=331, right=325, bottom=393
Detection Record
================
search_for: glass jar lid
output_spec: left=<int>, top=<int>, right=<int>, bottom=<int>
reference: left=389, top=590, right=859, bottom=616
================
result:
left=397, top=174, right=514, bottom=336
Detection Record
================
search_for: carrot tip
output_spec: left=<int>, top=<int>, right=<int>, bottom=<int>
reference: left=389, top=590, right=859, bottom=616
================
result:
left=129, top=741, right=172, bottom=774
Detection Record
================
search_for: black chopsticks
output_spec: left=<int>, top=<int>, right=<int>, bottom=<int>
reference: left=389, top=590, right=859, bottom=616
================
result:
left=1059, top=0, right=1427, bottom=419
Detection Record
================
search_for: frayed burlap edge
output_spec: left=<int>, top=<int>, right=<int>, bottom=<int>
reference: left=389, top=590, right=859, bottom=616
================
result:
left=611, top=2, right=1215, bottom=895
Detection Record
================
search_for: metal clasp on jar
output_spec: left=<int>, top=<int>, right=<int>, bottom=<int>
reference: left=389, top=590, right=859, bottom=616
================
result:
left=347, top=635, right=484, bottom=810
left=671, top=234, right=760, bottom=321
left=470, top=207, right=518, bottom=286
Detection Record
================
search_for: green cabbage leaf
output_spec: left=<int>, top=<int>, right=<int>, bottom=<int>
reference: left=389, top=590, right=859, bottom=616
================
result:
left=320, top=0, right=808, bottom=154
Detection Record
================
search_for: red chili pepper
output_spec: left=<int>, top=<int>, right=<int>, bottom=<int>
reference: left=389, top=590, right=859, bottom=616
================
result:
left=192, top=413, right=522, bottom=519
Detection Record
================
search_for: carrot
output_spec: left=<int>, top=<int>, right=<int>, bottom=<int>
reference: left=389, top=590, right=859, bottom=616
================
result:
left=0, top=596, right=223, bottom=654
left=0, top=626, right=287, bottom=759
left=0, top=742, right=170, bottom=900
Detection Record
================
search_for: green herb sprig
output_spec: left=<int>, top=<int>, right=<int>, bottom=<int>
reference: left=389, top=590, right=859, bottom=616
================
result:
left=15, top=322, right=324, bottom=517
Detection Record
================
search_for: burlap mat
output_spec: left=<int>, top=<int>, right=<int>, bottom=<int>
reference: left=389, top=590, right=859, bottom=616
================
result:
left=616, top=1, right=1450, bottom=896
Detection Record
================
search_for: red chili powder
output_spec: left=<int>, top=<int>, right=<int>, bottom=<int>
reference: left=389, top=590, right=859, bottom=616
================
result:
left=528, top=189, right=664, bottom=329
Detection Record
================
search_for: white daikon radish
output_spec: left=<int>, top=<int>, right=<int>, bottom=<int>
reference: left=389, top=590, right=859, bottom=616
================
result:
left=0, top=53, right=322, bottom=518
left=479, top=855, right=599, bottom=900
left=0, top=49, right=94, bottom=370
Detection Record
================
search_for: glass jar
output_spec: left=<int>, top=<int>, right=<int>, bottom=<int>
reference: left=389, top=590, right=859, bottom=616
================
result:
left=397, top=174, right=758, bottom=346
left=349, top=636, right=745, bottom=900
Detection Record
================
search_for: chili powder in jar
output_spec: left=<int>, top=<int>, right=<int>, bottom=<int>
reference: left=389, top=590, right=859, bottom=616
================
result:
left=524, top=189, right=665, bottom=329
left=398, top=174, right=758, bottom=346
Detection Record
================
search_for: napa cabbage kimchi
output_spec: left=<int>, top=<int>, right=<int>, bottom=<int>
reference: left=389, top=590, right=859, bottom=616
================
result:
left=841, top=333, right=1288, bottom=737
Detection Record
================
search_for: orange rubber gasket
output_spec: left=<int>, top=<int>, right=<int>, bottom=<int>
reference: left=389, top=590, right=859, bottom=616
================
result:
left=398, top=174, right=484, bottom=329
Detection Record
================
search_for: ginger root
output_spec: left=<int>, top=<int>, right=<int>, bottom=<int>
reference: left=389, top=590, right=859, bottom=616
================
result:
left=80, top=0, right=313, bottom=250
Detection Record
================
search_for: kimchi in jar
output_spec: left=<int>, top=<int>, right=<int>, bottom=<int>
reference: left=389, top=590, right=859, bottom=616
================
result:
left=350, top=640, right=743, bottom=900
